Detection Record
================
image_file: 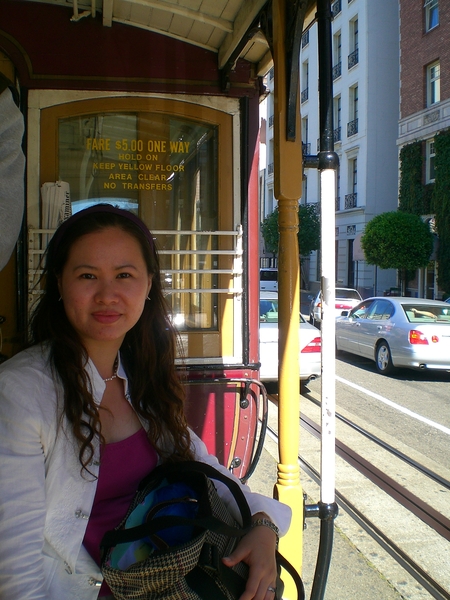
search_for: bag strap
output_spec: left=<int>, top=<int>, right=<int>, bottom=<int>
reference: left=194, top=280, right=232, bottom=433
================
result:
left=101, top=511, right=250, bottom=549
left=140, top=461, right=253, bottom=527
left=276, top=551, right=305, bottom=600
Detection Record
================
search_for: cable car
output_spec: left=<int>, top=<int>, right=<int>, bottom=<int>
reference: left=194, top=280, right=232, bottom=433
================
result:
left=0, top=1, right=338, bottom=597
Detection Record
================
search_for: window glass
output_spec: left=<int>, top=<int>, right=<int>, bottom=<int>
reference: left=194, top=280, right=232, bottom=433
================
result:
left=425, top=0, right=439, bottom=31
left=427, top=62, right=440, bottom=106
left=336, top=288, right=361, bottom=300
left=58, top=112, right=219, bottom=331
left=259, top=298, right=305, bottom=323
left=260, top=270, right=278, bottom=282
left=367, top=300, right=394, bottom=320
left=350, top=300, right=373, bottom=319
left=403, top=304, right=450, bottom=323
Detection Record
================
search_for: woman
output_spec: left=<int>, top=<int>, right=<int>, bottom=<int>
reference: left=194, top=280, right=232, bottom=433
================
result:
left=0, top=204, right=291, bottom=600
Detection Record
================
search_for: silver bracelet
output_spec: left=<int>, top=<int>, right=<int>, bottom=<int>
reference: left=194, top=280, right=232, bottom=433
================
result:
left=251, top=518, right=280, bottom=542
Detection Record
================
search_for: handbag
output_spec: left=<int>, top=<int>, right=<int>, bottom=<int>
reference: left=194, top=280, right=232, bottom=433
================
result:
left=100, top=461, right=304, bottom=600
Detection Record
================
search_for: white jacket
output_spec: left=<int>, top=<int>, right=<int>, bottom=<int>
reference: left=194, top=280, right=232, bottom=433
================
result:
left=0, top=345, right=291, bottom=600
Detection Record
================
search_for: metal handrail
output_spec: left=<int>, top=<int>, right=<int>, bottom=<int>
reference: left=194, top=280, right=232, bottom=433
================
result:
left=27, top=225, right=244, bottom=310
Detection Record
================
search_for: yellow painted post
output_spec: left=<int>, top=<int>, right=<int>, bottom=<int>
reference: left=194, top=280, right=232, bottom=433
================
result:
left=272, top=0, right=304, bottom=596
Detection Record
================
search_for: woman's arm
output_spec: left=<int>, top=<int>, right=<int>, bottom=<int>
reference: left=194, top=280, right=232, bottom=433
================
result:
left=0, top=366, right=50, bottom=599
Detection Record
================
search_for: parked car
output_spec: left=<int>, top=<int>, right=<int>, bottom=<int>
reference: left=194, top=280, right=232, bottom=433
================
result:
left=259, top=292, right=321, bottom=384
left=309, top=287, right=362, bottom=327
left=260, top=268, right=278, bottom=292
left=335, top=296, right=450, bottom=375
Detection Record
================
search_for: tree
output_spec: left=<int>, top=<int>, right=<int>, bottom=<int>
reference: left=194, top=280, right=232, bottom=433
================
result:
left=260, top=208, right=279, bottom=255
left=361, top=211, right=434, bottom=294
left=432, top=129, right=450, bottom=295
left=260, top=204, right=320, bottom=259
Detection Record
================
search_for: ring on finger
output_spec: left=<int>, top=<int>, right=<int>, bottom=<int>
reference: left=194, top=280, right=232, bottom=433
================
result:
left=267, top=586, right=276, bottom=593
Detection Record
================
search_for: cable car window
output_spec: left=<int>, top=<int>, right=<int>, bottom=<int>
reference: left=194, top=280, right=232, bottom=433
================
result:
left=33, top=98, right=238, bottom=363
left=57, top=111, right=220, bottom=333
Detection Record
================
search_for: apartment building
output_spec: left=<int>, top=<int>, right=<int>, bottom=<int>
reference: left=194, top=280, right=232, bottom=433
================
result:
left=397, top=0, right=449, bottom=299
left=260, top=0, right=400, bottom=296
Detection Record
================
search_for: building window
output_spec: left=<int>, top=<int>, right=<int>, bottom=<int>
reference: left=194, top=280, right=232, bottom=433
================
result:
left=333, top=31, right=342, bottom=80
left=331, top=0, right=342, bottom=17
left=302, top=29, right=309, bottom=48
left=302, top=116, right=309, bottom=146
left=348, top=18, right=359, bottom=69
left=425, top=0, right=439, bottom=31
left=335, top=165, right=341, bottom=211
left=351, top=157, right=357, bottom=194
left=334, top=96, right=341, bottom=142
left=301, top=61, right=309, bottom=103
left=427, top=61, right=440, bottom=106
left=426, top=139, right=435, bottom=183
left=345, top=157, right=357, bottom=209
left=347, top=85, right=358, bottom=137
left=302, top=176, right=308, bottom=205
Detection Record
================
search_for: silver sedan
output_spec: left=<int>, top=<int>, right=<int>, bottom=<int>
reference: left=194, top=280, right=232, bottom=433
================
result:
left=336, top=296, right=450, bottom=375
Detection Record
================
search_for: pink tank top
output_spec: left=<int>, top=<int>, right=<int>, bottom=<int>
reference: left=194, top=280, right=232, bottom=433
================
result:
left=83, top=428, right=158, bottom=596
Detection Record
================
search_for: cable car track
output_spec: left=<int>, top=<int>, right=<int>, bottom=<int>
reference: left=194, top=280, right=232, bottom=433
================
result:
left=266, top=393, right=450, bottom=600
left=300, top=411, right=450, bottom=542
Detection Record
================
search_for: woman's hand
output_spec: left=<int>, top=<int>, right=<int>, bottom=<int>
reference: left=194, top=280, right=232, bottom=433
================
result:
left=222, top=513, right=278, bottom=600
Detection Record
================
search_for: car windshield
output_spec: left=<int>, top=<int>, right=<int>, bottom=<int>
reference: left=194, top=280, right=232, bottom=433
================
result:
left=260, top=271, right=277, bottom=281
left=402, top=304, right=450, bottom=323
left=260, top=299, right=305, bottom=323
left=336, top=289, right=361, bottom=300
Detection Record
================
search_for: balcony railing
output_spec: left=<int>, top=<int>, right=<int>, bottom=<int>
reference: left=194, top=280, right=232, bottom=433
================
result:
left=331, top=0, right=342, bottom=16
left=302, top=142, right=311, bottom=155
left=344, top=193, right=357, bottom=209
left=268, top=162, right=274, bottom=175
left=348, top=48, right=359, bottom=69
left=347, top=118, right=358, bottom=137
left=269, top=67, right=274, bottom=81
left=332, top=62, right=342, bottom=80
left=301, top=30, right=309, bottom=47
left=301, top=87, right=309, bottom=103
left=269, top=114, right=274, bottom=128
left=335, top=197, right=340, bottom=211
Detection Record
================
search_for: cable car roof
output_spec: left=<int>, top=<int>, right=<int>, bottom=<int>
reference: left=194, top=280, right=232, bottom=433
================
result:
left=20, top=0, right=280, bottom=75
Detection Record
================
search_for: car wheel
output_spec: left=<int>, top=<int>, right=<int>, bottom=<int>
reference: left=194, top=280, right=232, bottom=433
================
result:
left=375, top=341, right=395, bottom=375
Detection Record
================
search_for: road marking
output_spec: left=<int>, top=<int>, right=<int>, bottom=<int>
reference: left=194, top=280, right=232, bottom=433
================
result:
left=336, top=375, right=450, bottom=436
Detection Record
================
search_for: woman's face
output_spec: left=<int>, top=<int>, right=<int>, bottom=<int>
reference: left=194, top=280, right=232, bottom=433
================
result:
left=57, top=227, right=152, bottom=355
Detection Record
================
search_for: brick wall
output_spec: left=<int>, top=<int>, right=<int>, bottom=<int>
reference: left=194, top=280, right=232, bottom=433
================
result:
left=400, top=0, right=450, bottom=118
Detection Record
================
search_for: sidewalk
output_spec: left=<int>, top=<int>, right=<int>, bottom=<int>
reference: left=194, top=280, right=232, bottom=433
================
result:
left=249, top=446, right=405, bottom=600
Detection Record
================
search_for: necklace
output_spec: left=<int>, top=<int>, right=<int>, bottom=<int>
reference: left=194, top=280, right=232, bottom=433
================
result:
left=103, top=357, right=119, bottom=382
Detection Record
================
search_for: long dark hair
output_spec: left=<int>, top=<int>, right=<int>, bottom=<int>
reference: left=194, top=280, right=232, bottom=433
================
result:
left=30, top=205, right=193, bottom=474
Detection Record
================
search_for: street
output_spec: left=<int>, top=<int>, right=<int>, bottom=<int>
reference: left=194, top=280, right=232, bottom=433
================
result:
left=319, top=349, right=450, bottom=469
left=297, top=353, right=450, bottom=599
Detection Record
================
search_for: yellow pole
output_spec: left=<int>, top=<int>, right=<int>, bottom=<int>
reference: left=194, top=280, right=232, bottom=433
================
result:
left=272, top=1, right=304, bottom=596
